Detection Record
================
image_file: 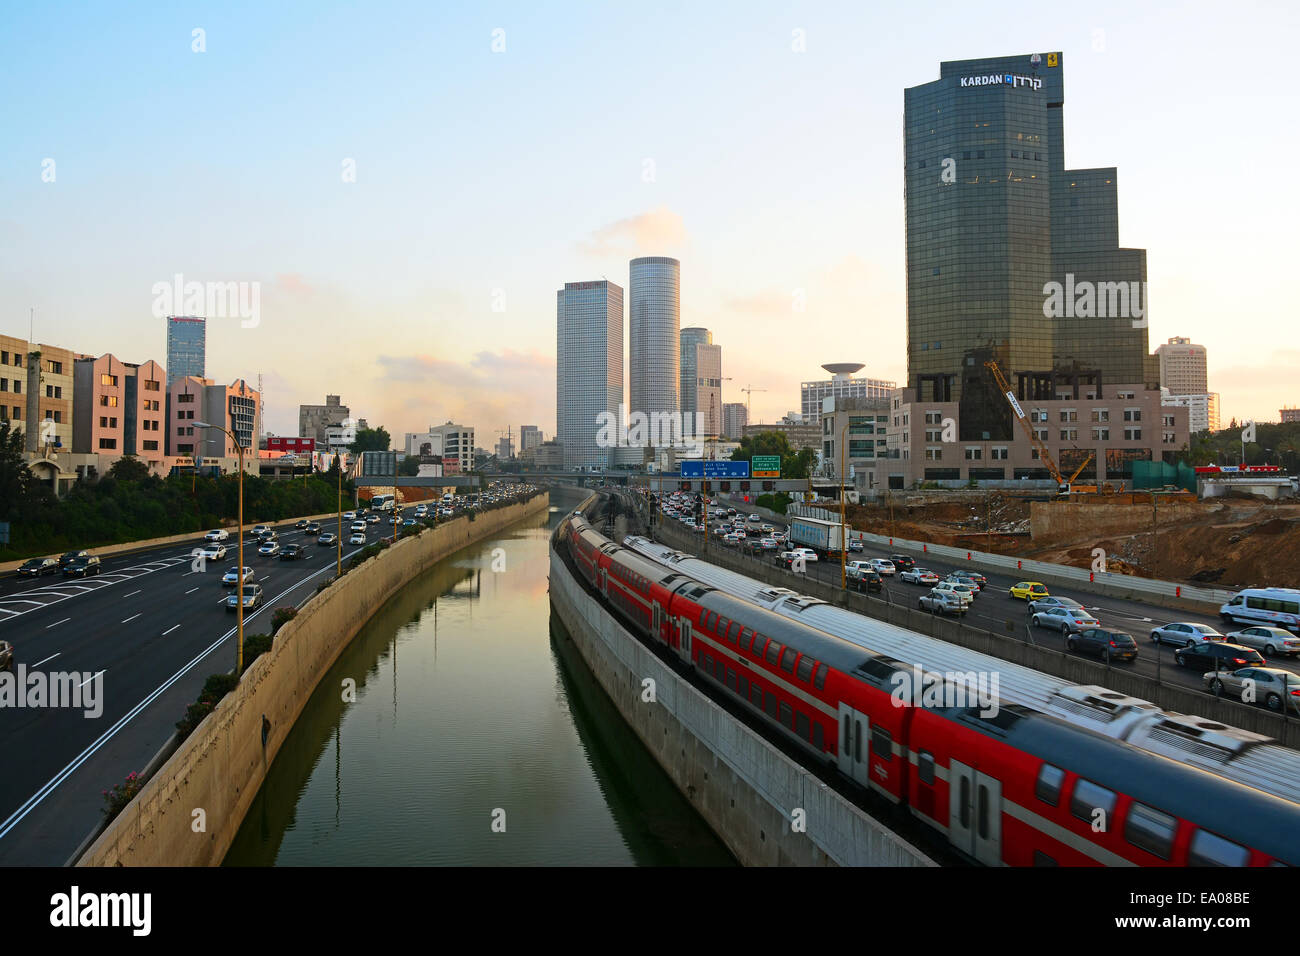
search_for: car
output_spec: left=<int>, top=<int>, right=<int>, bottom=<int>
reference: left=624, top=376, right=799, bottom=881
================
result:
left=761, top=524, right=775, bottom=534
left=402, top=518, right=417, bottom=528
left=1225, top=626, right=1300, bottom=658
left=1068, top=628, right=1139, bottom=664
left=853, top=569, right=884, bottom=593
left=368, top=514, right=382, bottom=524
left=200, top=543, right=228, bottom=561
left=889, top=555, right=916, bottom=573
left=318, top=532, right=338, bottom=546
left=959, top=571, right=988, bottom=589
left=63, top=555, right=103, bottom=577
left=59, top=550, right=91, bottom=567
left=869, top=558, right=895, bottom=576
left=1175, top=640, right=1265, bottom=672
left=1150, top=622, right=1225, bottom=648
left=1033, top=605, right=1101, bottom=634
left=759, top=537, right=779, bottom=551
left=204, top=528, right=230, bottom=542
left=279, top=544, right=304, bottom=561
left=748, top=514, right=762, bottom=524
left=1009, top=581, right=1049, bottom=601
left=901, top=567, right=940, bottom=585
left=1028, top=595, right=1084, bottom=614
left=295, top=519, right=310, bottom=530
left=222, top=566, right=254, bottom=587
left=414, top=505, right=427, bottom=516
left=945, top=572, right=983, bottom=592
left=1204, top=667, right=1300, bottom=713
left=0, top=640, right=12, bottom=672
left=343, top=511, right=357, bottom=521
left=790, top=547, right=818, bottom=563
left=17, top=557, right=59, bottom=577
left=255, top=530, right=278, bottom=543
left=225, top=583, right=265, bottom=612
left=932, top=581, right=975, bottom=606
left=351, top=521, right=367, bottom=534
left=919, top=588, right=966, bottom=615
left=251, top=525, right=273, bottom=537
left=258, top=541, right=280, bottom=557
left=304, top=522, right=321, bottom=535
left=848, top=539, right=864, bottom=553
left=349, top=533, right=367, bottom=546
left=777, top=550, right=809, bottom=570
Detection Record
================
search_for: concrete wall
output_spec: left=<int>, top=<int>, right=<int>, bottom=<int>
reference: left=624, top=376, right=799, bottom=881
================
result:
left=549, top=540, right=934, bottom=866
left=651, top=519, right=1300, bottom=749
left=77, top=494, right=550, bottom=867
left=1029, top=500, right=1199, bottom=544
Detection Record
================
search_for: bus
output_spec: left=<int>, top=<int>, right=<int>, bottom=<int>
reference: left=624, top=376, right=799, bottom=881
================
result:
left=370, top=493, right=396, bottom=511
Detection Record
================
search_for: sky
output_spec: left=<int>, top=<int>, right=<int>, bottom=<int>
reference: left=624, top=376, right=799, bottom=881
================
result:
left=3, top=0, right=1297, bottom=444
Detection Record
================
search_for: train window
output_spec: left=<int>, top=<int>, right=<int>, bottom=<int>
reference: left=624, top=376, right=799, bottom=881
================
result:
left=704, top=654, right=713, bottom=674
left=1035, top=764, right=1065, bottom=806
left=797, top=657, right=814, bottom=682
left=729, top=621, right=742, bottom=643
left=1033, top=851, right=1058, bottom=867
left=726, top=668, right=737, bottom=691
left=739, top=628, right=754, bottom=651
left=765, top=693, right=778, bottom=718
left=977, top=784, right=989, bottom=839
left=717, top=617, right=729, bottom=636
left=750, top=684, right=763, bottom=708
left=715, top=659, right=725, bottom=680
left=707, top=612, right=718, bottom=632
left=699, top=609, right=707, bottom=628
left=796, top=711, right=810, bottom=739
left=752, top=634, right=768, bottom=657
left=813, top=663, right=827, bottom=690
left=780, top=648, right=797, bottom=674
left=1124, top=803, right=1176, bottom=861
left=854, top=721, right=863, bottom=762
left=872, top=726, right=893, bottom=762
left=918, top=751, right=935, bottom=785
left=1188, top=830, right=1250, bottom=867
left=843, top=715, right=851, bottom=752
left=1069, top=779, right=1116, bottom=825
left=813, top=722, right=824, bottom=750
left=960, top=777, right=971, bottom=828
left=739, top=676, right=749, bottom=699
left=766, top=642, right=782, bottom=666
left=779, top=703, right=793, bottom=729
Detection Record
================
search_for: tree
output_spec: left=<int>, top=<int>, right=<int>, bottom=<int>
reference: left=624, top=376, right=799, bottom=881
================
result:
left=0, top=421, right=36, bottom=521
left=729, top=430, right=816, bottom=479
left=350, top=427, right=391, bottom=453
left=399, top=455, right=421, bottom=476
left=107, top=455, right=152, bottom=482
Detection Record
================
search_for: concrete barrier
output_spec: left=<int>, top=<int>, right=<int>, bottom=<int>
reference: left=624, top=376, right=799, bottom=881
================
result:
left=76, top=494, right=550, bottom=867
left=651, top=519, right=1300, bottom=749
left=549, top=537, right=934, bottom=867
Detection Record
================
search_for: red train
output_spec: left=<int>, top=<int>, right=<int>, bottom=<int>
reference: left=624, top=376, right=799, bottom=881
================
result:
left=560, top=510, right=1300, bottom=866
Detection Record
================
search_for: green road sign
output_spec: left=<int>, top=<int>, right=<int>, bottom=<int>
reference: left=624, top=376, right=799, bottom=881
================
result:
left=752, top=455, right=781, bottom=478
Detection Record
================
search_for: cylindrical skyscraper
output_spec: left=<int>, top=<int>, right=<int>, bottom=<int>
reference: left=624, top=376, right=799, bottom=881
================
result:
left=628, top=257, right=680, bottom=432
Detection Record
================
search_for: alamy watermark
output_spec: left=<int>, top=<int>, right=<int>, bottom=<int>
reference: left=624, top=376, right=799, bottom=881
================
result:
left=151, top=273, right=260, bottom=328
left=1, top=666, right=103, bottom=718
left=890, top=664, right=1000, bottom=717
left=595, top=403, right=707, bottom=457
left=1043, top=273, right=1147, bottom=328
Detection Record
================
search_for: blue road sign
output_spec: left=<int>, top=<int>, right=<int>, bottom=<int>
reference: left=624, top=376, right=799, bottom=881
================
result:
left=679, top=460, right=750, bottom=479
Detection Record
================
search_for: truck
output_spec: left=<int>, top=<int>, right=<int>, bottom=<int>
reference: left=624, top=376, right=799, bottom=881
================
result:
left=787, top=516, right=849, bottom=557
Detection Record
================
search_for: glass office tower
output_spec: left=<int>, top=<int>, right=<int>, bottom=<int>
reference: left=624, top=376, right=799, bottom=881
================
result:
left=904, top=53, right=1154, bottom=441
left=629, top=256, right=681, bottom=424
left=165, top=315, right=206, bottom=387
left=557, top=280, right=624, bottom=471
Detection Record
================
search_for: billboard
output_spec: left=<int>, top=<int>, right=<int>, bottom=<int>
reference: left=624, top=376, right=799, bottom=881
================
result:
left=751, top=455, right=781, bottom=478
left=680, top=460, right=750, bottom=479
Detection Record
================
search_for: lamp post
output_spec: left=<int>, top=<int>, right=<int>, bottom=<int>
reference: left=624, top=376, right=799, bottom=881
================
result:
left=196, top=421, right=246, bottom=675
left=839, top=422, right=848, bottom=591
left=336, top=453, right=343, bottom=577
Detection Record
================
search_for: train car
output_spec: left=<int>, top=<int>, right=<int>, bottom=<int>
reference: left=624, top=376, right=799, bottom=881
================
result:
left=623, top=534, right=1300, bottom=808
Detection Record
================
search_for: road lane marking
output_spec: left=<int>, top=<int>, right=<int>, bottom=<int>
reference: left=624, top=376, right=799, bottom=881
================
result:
left=123, top=590, right=142, bottom=598
left=185, top=587, right=198, bottom=595
left=31, top=653, right=60, bottom=667
left=45, top=618, right=71, bottom=629
left=77, top=671, right=104, bottom=689
left=163, top=624, right=180, bottom=635
left=121, top=613, right=141, bottom=623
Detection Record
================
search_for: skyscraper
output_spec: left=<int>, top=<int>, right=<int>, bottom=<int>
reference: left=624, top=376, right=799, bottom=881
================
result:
left=722, top=402, right=748, bottom=441
left=165, top=315, right=205, bottom=387
left=1155, top=337, right=1208, bottom=394
left=679, top=326, right=711, bottom=419
left=557, top=279, right=623, bottom=471
left=800, top=363, right=895, bottom=426
left=628, top=256, right=680, bottom=429
left=904, top=52, right=1155, bottom=441
left=680, top=327, right=722, bottom=440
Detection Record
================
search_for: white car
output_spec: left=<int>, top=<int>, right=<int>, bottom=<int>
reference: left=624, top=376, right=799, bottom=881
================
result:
left=200, top=543, right=228, bottom=561
left=351, top=521, right=367, bottom=534
left=723, top=532, right=741, bottom=547
left=251, top=525, right=273, bottom=537
left=900, top=567, right=940, bottom=585
left=791, top=547, right=819, bottom=563
left=932, top=581, right=975, bottom=606
left=349, top=533, right=367, bottom=545
left=869, top=558, right=896, bottom=576
left=748, top=514, right=762, bottom=524
left=222, top=566, right=254, bottom=587
left=343, top=511, right=357, bottom=521
left=204, top=529, right=229, bottom=543
left=258, top=541, right=280, bottom=556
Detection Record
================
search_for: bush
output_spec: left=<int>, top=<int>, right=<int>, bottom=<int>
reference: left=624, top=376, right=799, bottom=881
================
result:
left=270, top=606, right=297, bottom=635
left=242, top=633, right=273, bottom=672
left=175, top=672, right=240, bottom=741
left=102, top=771, right=145, bottom=823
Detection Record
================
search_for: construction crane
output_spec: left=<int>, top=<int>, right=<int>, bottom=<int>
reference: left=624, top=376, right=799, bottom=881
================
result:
left=740, top=384, right=766, bottom=419
left=984, top=360, right=1094, bottom=496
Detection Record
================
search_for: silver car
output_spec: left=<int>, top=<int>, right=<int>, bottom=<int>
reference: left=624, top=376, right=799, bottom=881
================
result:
left=1033, top=605, right=1101, bottom=634
left=222, top=566, right=254, bottom=587
left=225, top=583, right=265, bottom=612
left=919, top=588, right=966, bottom=616
left=1204, top=667, right=1300, bottom=713
left=1027, top=595, right=1084, bottom=614
left=1225, top=626, right=1300, bottom=658
left=1150, top=622, right=1225, bottom=647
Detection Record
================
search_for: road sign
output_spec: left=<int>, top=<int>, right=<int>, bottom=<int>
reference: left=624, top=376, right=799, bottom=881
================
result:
left=752, top=455, right=781, bottom=478
left=680, top=460, right=750, bottom=479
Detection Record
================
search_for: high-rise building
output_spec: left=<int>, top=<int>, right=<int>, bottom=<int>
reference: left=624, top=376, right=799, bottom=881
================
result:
left=1155, top=337, right=1209, bottom=394
left=427, top=422, right=474, bottom=474
left=905, top=52, right=1156, bottom=443
left=557, top=279, right=623, bottom=471
left=800, top=363, right=895, bottom=426
left=495, top=436, right=513, bottom=460
left=1161, top=390, right=1220, bottom=434
left=72, top=354, right=166, bottom=466
left=695, top=343, right=722, bottom=440
left=299, top=395, right=351, bottom=444
left=519, top=425, right=542, bottom=452
left=722, top=402, right=748, bottom=440
left=679, top=326, right=711, bottom=419
left=628, top=257, right=680, bottom=427
left=165, top=316, right=205, bottom=387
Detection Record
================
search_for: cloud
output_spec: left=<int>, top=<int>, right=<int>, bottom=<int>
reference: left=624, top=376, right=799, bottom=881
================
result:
left=577, top=205, right=687, bottom=257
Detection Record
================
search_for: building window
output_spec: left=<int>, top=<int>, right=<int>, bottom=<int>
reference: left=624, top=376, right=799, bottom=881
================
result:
left=1163, top=431, right=1176, bottom=444
left=1034, top=429, right=1048, bottom=442
left=1060, top=429, right=1077, bottom=441
left=143, top=440, right=158, bottom=451
left=100, top=395, right=118, bottom=407
left=97, top=438, right=117, bottom=450
left=1125, top=427, right=1142, bottom=441
left=1091, top=409, right=1109, bottom=423
left=925, top=447, right=942, bottom=461
left=1059, top=409, right=1077, bottom=423
left=964, top=447, right=982, bottom=460
left=991, top=447, right=1008, bottom=461
left=1093, top=428, right=1110, bottom=441
left=100, top=373, right=118, bottom=387
left=1124, top=408, right=1141, bottom=422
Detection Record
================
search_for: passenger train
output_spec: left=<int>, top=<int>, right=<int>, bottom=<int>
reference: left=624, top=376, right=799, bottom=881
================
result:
left=558, top=509, right=1300, bottom=866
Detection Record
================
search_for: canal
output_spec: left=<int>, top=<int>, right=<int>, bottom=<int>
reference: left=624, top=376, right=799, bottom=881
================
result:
left=224, top=497, right=736, bottom=866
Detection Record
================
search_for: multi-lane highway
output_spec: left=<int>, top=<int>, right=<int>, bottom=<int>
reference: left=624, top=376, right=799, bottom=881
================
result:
left=650, top=492, right=1300, bottom=700
left=0, top=509, right=413, bottom=865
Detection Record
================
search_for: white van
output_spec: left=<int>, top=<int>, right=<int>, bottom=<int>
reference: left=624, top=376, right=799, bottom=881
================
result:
left=1220, top=588, right=1300, bottom=632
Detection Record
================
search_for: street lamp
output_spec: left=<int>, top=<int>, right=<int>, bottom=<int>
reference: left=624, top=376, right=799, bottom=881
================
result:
left=839, top=421, right=848, bottom=590
left=196, top=420, right=247, bottom=675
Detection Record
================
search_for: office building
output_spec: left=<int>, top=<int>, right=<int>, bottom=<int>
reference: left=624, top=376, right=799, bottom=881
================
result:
left=800, top=363, right=895, bottom=426
left=519, top=425, right=542, bottom=453
left=1, top=334, right=76, bottom=453
left=495, top=436, right=513, bottom=460
left=628, top=257, right=680, bottom=427
left=743, top=414, right=820, bottom=451
left=165, top=316, right=205, bottom=387
left=1161, top=390, right=1220, bottom=434
left=168, top=375, right=260, bottom=473
left=427, top=421, right=475, bottom=474
left=404, top=430, right=443, bottom=458
left=1155, top=337, right=1209, bottom=394
left=299, top=394, right=351, bottom=444
left=1282, top=408, right=1300, bottom=424
left=722, top=402, right=748, bottom=440
left=73, top=354, right=166, bottom=466
left=905, top=52, right=1157, bottom=444
left=680, top=327, right=721, bottom=438
left=557, top=279, right=623, bottom=471
left=820, top=396, right=892, bottom=488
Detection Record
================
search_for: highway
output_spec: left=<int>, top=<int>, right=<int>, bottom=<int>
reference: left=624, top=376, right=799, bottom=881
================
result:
left=0, top=508, right=416, bottom=866
left=648, top=493, right=1300, bottom=701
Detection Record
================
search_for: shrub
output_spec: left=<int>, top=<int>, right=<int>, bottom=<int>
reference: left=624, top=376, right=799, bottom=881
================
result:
left=242, top=633, right=274, bottom=673
left=102, top=771, right=145, bottom=823
left=270, top=606, right=297, bottom=635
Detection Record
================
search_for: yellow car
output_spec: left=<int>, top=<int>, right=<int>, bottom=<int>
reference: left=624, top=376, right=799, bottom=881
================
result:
left=1010, top=581, right=1049, bottom=600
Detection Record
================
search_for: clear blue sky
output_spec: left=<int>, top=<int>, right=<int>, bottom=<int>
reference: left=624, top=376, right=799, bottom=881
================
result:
left=2, top=0, right=1295, bottom=439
